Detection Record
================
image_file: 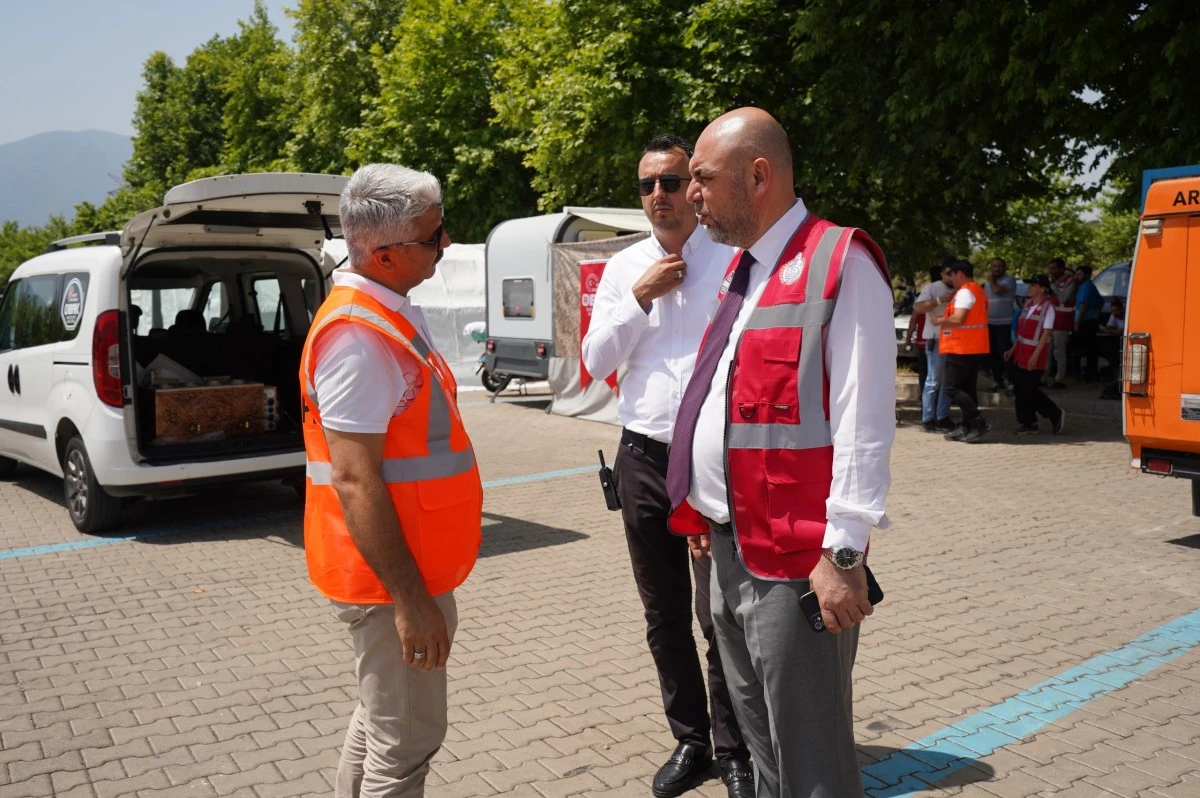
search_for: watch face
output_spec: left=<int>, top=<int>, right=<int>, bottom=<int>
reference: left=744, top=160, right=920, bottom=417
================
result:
left=834, top=548, right=862, bottom=569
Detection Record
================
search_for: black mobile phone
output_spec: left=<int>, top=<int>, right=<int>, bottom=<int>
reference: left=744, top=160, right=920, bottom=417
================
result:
left=800, top=564, right=884, bottom=633
left=598, top=449, right=621, bottom=511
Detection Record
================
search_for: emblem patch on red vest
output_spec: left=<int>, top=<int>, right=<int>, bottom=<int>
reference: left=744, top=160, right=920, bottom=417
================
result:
left=779, top=254, right=805, bottom=285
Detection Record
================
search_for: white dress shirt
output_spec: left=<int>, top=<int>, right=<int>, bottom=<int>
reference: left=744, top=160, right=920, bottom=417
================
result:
left=581, top=224, right=734, bottom=443
left=688, top=199, right=896, bottom=551
left=313, top=270, right=436, bottom=434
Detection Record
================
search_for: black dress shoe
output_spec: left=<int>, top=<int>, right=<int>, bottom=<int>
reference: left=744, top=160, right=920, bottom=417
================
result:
left=718, top=756, right=755, bottom=798
left=652, top=741, right=712, bottom=798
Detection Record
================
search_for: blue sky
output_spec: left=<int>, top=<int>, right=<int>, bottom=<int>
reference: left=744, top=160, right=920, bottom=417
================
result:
left=0, top=0, right=293, bottom=146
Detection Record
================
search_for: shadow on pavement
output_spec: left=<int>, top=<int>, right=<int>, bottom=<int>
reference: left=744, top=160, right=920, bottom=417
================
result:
left=480, top=511, right=587, bottom=557
left=859, top=744, right=996, bottom=796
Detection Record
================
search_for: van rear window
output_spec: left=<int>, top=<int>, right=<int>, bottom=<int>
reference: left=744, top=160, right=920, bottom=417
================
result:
left=503, top=278, right=535, bottom=319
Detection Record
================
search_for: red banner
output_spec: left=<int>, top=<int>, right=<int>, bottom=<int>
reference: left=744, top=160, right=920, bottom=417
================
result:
left=580, top=259, right=618, bottom=393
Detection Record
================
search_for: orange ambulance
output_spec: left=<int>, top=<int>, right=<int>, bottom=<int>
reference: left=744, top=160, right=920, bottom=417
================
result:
left=1123, top=173, right=1200, bottom=516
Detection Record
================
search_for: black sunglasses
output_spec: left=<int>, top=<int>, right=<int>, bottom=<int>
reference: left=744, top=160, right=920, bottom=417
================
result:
left=634, top=174, right=690, bottom=196
left=374, top=222, right=444, bottom=252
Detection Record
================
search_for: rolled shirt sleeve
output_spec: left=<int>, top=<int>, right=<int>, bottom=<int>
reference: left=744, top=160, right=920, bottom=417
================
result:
left=822, top=242, right=896, bottom=551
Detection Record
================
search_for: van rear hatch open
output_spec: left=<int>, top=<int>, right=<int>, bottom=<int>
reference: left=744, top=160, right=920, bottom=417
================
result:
left=122, top=172, right=347, bottom=260
left=120, top=173, right=348, bottom=465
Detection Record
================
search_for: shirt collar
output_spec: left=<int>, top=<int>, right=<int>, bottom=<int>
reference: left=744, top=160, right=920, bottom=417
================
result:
left=332, top=269, right=413, bottom=313
left=650, top=220, right=707, bottom=260
left=748, top=198, right=808, bottom=269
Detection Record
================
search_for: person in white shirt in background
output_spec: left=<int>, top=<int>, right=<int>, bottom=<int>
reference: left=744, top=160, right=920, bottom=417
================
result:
left=581, top=135, right=753, bottom=798
left=912, top=261, right=954, bottom=432
left=983, top=257, right=1018, bottom=391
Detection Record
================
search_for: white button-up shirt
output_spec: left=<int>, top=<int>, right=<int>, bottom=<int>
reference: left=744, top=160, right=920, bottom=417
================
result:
left=688, top=199, right=895, bottom=551
left=581, top=224, right=734, bottom=444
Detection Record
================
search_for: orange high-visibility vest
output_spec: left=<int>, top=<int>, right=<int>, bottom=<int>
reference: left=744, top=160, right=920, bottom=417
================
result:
left=940, top=282, right=990, bottom=355
left=300, top=285, right=482, bottom=603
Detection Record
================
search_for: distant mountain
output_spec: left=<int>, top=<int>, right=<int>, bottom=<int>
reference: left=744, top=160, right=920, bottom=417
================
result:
left=0, top=130, right=133, bottom=227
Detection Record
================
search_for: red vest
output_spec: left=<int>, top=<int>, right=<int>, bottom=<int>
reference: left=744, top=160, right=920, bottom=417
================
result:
left=669, top=215, right=889, bottom=580
left=1015, top=297, right=1053, bottom=371
left=1051, top=276, right=1076, bottom=332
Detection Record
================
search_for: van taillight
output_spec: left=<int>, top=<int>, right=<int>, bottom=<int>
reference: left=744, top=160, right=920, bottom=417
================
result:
left=486, top=339, right=495, bottom=353
left=92, top=310, right=123, bottom=407
left=1122, top=333, right=1149, bottom=397
left=536, top=343, right=547, bottom=358
left=1146, top=459, right=1173, bottom=476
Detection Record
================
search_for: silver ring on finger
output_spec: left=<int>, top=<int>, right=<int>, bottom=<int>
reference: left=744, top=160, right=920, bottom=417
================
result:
left=413, top=651, right=427, bottom=660
left=675, top=269, right=683, bottom=279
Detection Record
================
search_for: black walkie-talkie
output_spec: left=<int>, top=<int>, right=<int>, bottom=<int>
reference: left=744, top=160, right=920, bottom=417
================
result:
left=598, top=449, right=621, bottom=511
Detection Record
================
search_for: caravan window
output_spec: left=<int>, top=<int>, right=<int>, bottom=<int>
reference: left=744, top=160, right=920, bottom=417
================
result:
left=502, top=278, right=535, bottom=319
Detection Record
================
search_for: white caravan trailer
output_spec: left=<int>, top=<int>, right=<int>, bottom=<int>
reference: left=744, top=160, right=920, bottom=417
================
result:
left=483, top=207, right=650, bottom=380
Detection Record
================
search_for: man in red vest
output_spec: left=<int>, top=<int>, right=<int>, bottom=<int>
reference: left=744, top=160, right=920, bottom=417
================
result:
left=667, top=108, right=896, bottom=797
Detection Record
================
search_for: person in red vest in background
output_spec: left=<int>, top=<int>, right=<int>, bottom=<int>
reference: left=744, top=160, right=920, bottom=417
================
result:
left=666, top=107, right=896, bottom=797
left=301, top=164, right=482, bottom=797
left=931, top=259, right=991, bottom=443
left=1046, top=257, right=1076, bottom=389
left=1004, top=274, right=1066, bottom=435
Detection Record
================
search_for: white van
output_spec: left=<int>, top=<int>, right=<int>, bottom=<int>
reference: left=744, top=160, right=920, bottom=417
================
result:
left=0, top=172, right=347, bottom=532
left=483, top=208, right=650, bottom=381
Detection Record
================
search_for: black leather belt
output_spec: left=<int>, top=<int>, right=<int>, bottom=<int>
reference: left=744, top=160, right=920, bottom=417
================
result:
left=620, top=428, right=669, bottom=459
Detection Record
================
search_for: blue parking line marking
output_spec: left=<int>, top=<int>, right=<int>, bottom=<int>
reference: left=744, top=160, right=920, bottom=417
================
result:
left=481, top=466, right=594, bottom=488
left=863, top=607, right=1200, bottom=796
left=0, top=465, right=596, bottom=562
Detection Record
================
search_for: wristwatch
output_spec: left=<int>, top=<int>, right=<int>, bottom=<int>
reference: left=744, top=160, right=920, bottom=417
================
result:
left=823, top=546, right=865, bottom=570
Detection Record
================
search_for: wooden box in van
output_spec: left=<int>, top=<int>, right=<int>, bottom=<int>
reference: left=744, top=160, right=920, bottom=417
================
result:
left=153, top=383, right=267, bottom=442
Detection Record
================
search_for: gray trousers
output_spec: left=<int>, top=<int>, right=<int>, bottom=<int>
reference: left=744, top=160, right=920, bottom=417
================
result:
left=333, top=592, right=459, bottom=798
left=1050, top=330, right=1070, bottom=382
left=710, top=533, right=863, bottom=798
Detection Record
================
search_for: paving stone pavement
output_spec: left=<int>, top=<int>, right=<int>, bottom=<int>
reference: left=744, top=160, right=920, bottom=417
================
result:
left=2, top=392, right=1198, bottom=797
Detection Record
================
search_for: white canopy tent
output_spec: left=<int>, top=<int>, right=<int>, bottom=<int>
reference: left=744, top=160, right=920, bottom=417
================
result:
left=321, top=240, right=487, bottom=380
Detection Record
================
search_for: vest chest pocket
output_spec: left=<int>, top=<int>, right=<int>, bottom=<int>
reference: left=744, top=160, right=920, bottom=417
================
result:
left=733, top=332, right=801, bottom=423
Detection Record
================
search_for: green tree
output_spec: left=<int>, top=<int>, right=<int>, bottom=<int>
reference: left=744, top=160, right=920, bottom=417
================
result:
left=0, top=217, right=72, bottom=284
left=350, top=0, right=538, bottom=242
left=286, top=0, right=407, bottom=174
left=495, top=0, right=704, bottom=212
left=222, top=1, right=294, bottom=173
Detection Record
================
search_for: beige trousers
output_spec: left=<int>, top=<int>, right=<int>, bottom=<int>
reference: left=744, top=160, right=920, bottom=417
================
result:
left=333, top=592, right=458, bottom=798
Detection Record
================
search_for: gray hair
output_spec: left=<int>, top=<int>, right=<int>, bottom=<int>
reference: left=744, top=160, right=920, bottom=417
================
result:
left=339, top=164, right=442, bottom=268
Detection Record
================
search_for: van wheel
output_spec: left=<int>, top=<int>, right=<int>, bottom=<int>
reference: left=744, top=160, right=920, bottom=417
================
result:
left=0, top=456, right=17, bottom=479
left=63, top=437, right=123, bottom=534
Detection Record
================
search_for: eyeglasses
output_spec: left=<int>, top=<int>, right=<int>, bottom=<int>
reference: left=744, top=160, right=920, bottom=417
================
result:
left=634, top=174, right=690, bottom=196
left=374, top=223, right=444, bottom=252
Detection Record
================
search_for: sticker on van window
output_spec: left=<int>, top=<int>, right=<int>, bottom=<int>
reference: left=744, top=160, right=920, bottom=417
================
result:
left=1183, top=394, right=1200, bottom=422
left=60, top=278, right=86, bottom=331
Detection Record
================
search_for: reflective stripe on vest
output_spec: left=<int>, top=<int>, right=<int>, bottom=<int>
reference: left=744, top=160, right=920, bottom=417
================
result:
left=727, top=421, right=833, bottom=450
left=306, top=446, right=476, bottom=486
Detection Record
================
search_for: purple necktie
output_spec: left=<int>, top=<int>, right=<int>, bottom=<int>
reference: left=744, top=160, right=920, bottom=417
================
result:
left=667, top=250, right=755, bottom=509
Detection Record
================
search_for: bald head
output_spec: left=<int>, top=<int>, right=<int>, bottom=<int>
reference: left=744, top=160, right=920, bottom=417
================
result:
left=703, top=108, right=793, bottom=183
left=687, top=107, right=797, bottom=248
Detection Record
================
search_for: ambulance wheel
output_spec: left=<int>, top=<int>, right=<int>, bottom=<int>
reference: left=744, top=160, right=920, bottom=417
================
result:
left=1191, top=479, right=1199, bottom=518
left=63, top=437, right=123, bottom=534
left=481, top=370, right=511, bottom=393
left=0, top=455, right=17, bottom=479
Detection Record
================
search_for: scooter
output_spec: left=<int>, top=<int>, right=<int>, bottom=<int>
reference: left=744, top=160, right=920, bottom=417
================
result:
left=467, top=326, right=512, bottom=394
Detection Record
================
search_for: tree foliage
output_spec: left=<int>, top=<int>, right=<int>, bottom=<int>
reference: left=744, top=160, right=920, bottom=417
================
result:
left=6, top=0, right=1193, bottom=274
left=285, top=0, right=407, bottom=174
left=351, top=0, right=538, bottom=242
